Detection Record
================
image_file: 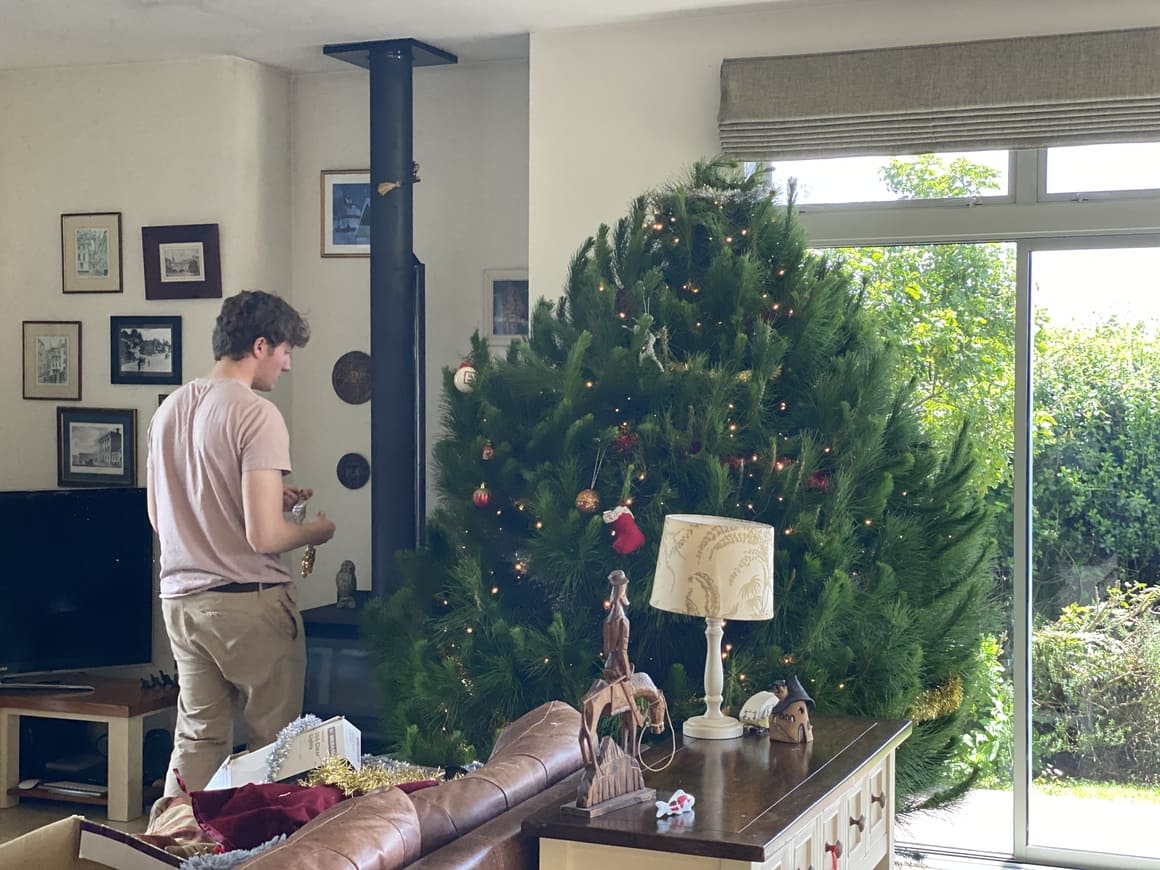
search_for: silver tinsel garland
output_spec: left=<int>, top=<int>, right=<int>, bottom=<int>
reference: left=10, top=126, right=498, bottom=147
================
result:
left=263, top=714, right=323, bottom=783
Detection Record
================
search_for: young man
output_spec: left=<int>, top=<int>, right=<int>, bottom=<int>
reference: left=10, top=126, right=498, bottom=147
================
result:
left=147, top=290, right=336, bottom=797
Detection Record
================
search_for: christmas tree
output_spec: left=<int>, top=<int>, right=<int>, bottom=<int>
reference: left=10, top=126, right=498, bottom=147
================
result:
left=364, top=159, right=997, bottom=808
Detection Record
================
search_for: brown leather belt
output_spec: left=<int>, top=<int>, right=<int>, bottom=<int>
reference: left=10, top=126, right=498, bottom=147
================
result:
left=214, top=582, right=279, bottom=593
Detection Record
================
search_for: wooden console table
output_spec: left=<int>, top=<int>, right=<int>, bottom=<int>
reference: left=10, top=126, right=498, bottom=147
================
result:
left=0, top=677, right=178, bottom=821
left=524, top=716, right=911, bottom=870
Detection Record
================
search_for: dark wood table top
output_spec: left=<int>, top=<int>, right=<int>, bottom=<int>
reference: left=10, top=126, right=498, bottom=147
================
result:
left=523, top=716, right=912, bottom=863
left=0, top=676, right=177, bottom=718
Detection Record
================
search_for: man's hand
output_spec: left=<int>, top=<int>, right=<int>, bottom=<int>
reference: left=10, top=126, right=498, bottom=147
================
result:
left=308, top=512, right=337, bottom=546
left=282, top=486, right=314, bottom=512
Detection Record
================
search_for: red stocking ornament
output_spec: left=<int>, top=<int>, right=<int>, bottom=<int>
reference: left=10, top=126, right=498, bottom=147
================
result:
left=603, top=504, right=645, bottom=555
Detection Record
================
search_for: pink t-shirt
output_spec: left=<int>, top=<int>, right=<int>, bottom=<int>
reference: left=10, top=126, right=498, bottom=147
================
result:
left=148, top=377, right=292, bottom=597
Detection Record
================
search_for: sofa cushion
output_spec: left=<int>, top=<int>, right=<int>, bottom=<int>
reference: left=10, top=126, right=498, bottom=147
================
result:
left=410, top=700, right=582, bottom=856
left=238, top=785, right=421, bottom=870
left=406, top=772, right=582, bottom=870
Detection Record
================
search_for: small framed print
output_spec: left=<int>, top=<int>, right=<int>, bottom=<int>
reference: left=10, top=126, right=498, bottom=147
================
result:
left=110, top=315, right=182, bottom=386
left=142, top=224, right=222, bottom=300
left=57, top=406, right=137, bottom=487
left=61, top=212, right=122, bottom=293
left=23, top=321, right=82, bottom=401
left=321, top=170, right=371, bottom=257
left=484, top=269, right=530, bottom=342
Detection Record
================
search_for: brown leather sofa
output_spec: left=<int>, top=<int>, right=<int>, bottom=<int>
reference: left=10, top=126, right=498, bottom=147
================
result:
left=239, top=700, right=584, bottom=870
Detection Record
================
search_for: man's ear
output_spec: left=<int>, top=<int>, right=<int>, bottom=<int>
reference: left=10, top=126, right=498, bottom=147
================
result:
left=251, top=336, right=267, bottom=358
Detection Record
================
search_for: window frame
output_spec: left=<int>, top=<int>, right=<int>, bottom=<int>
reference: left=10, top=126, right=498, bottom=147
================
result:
left=795, top=146, right=1160, bottom=870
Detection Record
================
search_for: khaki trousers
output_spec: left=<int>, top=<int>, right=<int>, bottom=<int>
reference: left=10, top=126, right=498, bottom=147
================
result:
left=161, top=583, right=305, bottom=796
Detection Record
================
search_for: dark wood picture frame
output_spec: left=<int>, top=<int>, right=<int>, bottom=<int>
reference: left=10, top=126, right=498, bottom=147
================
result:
left=61, top=212, right=123, bottom=293
left=57, top=406, right=137, bottom=487
left=110, top=315, right=182, bottom=386
left=23, top=320, right=82, bottom=401
left=142, top=223, right=222, bottom=300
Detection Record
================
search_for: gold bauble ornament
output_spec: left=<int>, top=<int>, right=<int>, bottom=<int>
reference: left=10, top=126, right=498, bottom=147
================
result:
left=575, top=488, right=601, bottom=513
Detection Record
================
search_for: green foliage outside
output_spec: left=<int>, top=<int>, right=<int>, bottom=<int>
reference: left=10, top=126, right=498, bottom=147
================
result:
left=1033, top=583, right=1160, bottom=785
left=363, top=159, right=998, bottom=809
left=833, top=155, right=1017, bottom=497
left=1032, top=321, right=1160, bottom=609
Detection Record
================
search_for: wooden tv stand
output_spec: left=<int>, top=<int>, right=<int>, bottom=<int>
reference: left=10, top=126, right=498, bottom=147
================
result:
left=0, top=676, right=177, bottom=821
left=524, top=716, right=911, bottom=870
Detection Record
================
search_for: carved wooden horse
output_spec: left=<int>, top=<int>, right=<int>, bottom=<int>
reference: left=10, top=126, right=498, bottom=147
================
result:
left=579, top=671, right=667, bottom=769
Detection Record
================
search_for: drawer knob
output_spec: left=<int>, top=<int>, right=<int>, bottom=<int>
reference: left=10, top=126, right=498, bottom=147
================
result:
left=825, top=839, right=843, bottom=858
left=871, top=790, right=887, bottom=807
left=850, top=813, right=865, bottom=832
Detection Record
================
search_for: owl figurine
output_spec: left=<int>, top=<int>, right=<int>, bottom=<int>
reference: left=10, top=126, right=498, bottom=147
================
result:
left=336, top=560, right=358, bottom=608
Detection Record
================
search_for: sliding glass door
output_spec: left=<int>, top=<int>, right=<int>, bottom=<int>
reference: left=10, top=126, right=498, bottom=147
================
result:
left=1018, top=240, right=1160, bottom=868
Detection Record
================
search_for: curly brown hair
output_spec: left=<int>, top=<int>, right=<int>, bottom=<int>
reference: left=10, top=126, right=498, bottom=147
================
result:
left=212, top=290, right=310, bottom=360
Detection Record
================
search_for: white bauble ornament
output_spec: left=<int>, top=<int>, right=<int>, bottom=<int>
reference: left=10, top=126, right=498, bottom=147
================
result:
left=453, top=363, right=477, bottom=393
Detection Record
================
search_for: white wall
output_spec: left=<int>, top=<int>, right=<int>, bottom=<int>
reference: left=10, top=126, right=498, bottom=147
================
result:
left=288, top=59, right=529, bottom=610
left=0, top=56, right=290, bottom=674
left=528, top=0, right=1160, bottom=296
left=0, top=49, right=530, bottom=656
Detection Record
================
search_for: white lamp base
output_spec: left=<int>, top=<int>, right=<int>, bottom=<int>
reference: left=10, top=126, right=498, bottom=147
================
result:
left=682, top=713, right=743, bottom=740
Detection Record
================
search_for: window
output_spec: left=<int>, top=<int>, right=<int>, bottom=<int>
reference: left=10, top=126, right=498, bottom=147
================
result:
left=765, top=150, right=1010, bottom=206
left=793, top=145, right=1160, bottom=870
left=1043, top=142, right=1160, bottom=197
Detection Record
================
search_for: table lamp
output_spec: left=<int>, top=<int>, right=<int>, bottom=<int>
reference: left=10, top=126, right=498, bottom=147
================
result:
left=650, top=514, right=775, bottom=739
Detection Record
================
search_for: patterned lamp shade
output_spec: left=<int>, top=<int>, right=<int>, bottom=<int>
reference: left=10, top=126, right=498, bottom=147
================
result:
left=650, top=514, right=775, bottom=620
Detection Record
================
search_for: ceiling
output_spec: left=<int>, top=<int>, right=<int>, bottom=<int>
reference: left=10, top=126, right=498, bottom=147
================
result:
left=0, top=0, right=787, bottom=74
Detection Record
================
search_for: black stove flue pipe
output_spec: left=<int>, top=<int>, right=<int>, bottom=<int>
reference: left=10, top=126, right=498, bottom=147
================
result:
left=323, top=39, right=457, bottom=596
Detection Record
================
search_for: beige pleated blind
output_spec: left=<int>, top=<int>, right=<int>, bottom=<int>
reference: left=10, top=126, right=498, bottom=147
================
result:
left=719, top=27, right=1160, bottom=160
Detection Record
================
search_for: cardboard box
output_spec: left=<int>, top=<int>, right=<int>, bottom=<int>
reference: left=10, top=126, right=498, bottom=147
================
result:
left=0, top=816, right=178, bottom=870
left=204, top=715, right=361, bottom=790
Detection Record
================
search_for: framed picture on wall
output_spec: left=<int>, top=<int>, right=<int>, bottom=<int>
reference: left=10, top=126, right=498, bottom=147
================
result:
left=484, top=269, right=531, bottom=342
left=110, top=315, right=182, bottom=385
left=61, top=212, right=122, bottom=293
left=22, top=320, right=82, bottom=401
left=321, top=170, right=371, bottom=257
left=142, top=223, right=222, bottom=300
left=57, top=406, right=137, bottom=487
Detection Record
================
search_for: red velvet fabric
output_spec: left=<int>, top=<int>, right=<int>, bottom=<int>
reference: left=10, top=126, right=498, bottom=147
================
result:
left=191, top=782, right=347, bottom=851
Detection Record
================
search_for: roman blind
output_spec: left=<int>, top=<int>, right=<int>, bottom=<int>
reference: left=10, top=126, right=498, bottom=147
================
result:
left=719, top=27, right=1160, bottom=160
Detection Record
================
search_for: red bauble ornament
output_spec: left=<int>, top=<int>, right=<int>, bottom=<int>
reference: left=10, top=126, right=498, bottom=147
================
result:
left=612, top=433, right=638, bottom=453
left=603, top=504, right=645, bottom=555
left=808, top=470, right=831, bottom=490
left=472, top=483, right=491, bottom=508
left=612, top=425, right=639, bottom=453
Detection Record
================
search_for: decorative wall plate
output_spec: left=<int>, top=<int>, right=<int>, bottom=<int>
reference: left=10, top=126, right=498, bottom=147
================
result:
left=332, top=351, right=371, bottom=404
left=336, top=452, right=370, bottom=490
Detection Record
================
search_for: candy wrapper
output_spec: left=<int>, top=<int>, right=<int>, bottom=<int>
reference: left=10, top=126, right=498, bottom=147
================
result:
left=656, top=788, right=695, bottom=817
left=292, top=498, right=316, bottom=577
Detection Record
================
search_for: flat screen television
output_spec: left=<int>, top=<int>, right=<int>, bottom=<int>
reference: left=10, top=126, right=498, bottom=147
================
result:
left=0, top=488, right=153, bottom=685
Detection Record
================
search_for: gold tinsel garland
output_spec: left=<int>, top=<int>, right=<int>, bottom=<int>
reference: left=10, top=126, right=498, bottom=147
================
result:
left=298, top=755, right=444, bottom=797
left=908, top=674, right=964, bottom=722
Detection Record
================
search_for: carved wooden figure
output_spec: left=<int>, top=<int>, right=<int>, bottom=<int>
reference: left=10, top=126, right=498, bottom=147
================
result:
left=566, top=570, right=668, bottom=816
